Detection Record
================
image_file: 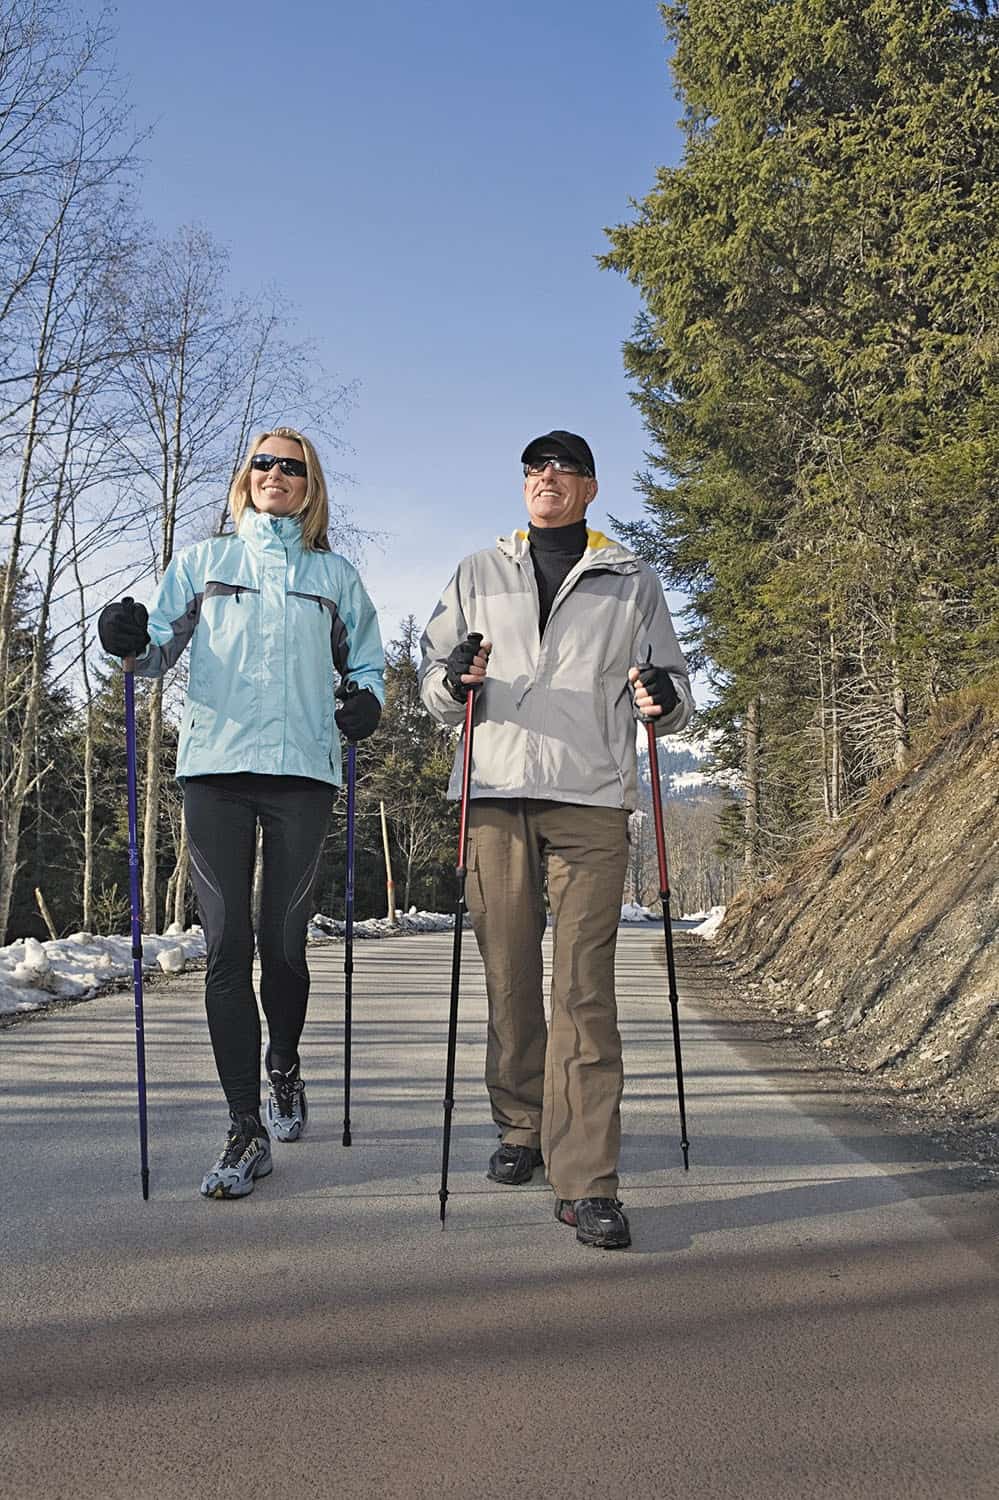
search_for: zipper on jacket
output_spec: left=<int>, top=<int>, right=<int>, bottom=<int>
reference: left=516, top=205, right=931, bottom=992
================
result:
left=541, top=549, right=637, bottom=644
left=515, top=547, right=605, bottom=649
left=516, top=554, right=543, bottom=636
left=534, top=550, right=593, bottom=645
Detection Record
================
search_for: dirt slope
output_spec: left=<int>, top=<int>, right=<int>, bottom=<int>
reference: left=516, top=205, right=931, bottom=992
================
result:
left=713, top=692, right=999, bottom=1160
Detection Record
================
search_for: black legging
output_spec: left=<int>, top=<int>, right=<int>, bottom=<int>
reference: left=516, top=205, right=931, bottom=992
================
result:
left=184, top=773, right=335, bottom=1114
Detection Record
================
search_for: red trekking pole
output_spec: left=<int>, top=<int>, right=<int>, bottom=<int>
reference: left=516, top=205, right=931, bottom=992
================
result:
left=438, top=634, right=482, bottom=1224
left=646, top=718, right=690, bottom=1169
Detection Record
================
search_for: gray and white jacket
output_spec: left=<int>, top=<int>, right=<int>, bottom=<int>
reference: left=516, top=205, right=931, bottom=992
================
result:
left=418, top=527, right=692, bottom=810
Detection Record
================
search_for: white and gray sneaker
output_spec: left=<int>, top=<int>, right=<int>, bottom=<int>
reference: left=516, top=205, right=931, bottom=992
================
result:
left=265, top=1049, right=308, bottom=1142
left=200, top=1111, right=273, bottom=1199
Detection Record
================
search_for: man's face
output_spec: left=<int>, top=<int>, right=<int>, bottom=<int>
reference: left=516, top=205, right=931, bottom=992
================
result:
left=523, top=456, right=597, bottom=529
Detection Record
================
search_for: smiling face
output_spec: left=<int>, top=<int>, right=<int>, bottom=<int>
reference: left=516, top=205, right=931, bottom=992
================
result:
left=523, top=458, right=598, bottom=529
left=249, top=435, right=308, bottom=516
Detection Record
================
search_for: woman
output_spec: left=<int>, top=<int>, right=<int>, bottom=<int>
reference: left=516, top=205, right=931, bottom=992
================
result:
left=98, top=428, right=384, bottom=1200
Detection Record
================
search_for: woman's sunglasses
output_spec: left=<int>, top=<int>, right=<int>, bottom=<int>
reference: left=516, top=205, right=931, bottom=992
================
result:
left=251, top=453, right=308, bottom=479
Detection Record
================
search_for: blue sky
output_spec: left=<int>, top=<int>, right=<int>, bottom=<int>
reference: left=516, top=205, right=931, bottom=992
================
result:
left=103, top=1, right=686, bottom=645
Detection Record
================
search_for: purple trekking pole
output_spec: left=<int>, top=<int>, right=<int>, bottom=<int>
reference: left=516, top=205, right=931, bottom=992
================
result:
left=342, top=739, right=357, bottom=1147
left=123, top=632, right=150, bottom=1199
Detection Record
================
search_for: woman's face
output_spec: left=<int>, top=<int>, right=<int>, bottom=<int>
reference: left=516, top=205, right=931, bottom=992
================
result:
left=249, top=435, right=308, bottom=516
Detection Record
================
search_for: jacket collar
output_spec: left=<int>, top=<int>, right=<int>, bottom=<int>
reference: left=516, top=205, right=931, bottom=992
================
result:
left=239, top=508, right=305, bottom=555
left=498, top=526, right=637, bottom=571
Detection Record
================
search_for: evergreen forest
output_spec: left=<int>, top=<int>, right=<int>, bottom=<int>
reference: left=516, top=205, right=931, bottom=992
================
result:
left=603, top=0, right=998, bottom=872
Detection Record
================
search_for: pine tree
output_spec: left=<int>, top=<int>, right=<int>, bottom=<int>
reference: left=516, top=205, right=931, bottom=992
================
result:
left=603, top=0, right=999, bottom=870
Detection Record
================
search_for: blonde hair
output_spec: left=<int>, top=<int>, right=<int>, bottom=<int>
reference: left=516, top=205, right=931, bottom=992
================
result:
left=228, top=427, right=331, bottom=551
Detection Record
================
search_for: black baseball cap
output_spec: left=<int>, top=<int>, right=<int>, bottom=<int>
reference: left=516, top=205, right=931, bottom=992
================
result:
left=521, top=429, right=596, bottom=477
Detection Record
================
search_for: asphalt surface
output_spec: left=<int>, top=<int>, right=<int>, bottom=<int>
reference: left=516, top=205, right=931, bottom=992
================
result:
left=1, top=926, right=997, bottom=1500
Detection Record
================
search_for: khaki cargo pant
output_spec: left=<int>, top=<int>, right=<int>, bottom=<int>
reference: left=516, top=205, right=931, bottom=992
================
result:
left=465, top=798, right=630, bottom=1201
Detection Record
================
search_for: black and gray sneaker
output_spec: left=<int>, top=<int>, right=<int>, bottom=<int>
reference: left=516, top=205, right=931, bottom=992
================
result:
left=265, top=1048, right=308, bottom=1142
left=486, top=1142, right=544, bottom=1185
left=200, top=1111, right=273, bottom=1200
left=555, top=1197, right=631, bottom=1250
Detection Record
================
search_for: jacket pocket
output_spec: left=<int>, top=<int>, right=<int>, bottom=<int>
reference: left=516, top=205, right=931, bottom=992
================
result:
left=192, top=585, right=260, bottom=712
left=204, top=580, right=260, bottom=601
left=286, top=593, right=336, bottom=755
left=601, top=674, right=630, bottom=796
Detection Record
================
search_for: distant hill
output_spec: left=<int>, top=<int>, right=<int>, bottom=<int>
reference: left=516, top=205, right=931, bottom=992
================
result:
left=637, top=738, right=725, bottom=802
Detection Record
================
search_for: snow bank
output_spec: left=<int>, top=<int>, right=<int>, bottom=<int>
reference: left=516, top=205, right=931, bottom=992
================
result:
left=0, top=911, right=454, bottom=1018
left=691, top=905, right=727, bottom=940
left=309, top=909, right=454, bottom=941
left=620, top=902, right=658, bottom=923
left=0, top=926, right=207, bottom=1017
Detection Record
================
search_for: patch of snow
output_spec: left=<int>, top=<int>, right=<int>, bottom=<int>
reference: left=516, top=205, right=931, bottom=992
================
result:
left=691, top=905, right=726, bottom=940
left=620, top=902, right=658, bottom=923
left=0, top=928, right=207, bottom=1017
left=660, top=733, right=710, bottom=759
left=156, top=946, right=187, bottom=975
left=670, top=770, right=712, bottom=791
left=308, top=909, right=454, bottom=942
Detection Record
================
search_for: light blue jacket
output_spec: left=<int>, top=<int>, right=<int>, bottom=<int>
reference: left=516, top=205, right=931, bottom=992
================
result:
left=133, top=510, right=384, bottom=786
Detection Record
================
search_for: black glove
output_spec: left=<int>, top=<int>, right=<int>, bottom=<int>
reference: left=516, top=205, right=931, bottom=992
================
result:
left=634, top=662, right=679, bottom=718
left=443, top=633, right=484, bottom=702
left=334, top=684, right=381, bottom=742
left=98, top=597, right=149, bottom=658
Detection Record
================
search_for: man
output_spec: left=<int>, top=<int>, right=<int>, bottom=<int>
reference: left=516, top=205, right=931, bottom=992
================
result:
left=419, top=430, right=692, bottom=1249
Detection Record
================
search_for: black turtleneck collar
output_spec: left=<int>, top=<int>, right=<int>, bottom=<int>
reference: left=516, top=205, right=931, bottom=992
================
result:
left=527, top=521, right=588, bottom=635
left=528, top=519, right=588, bottom=555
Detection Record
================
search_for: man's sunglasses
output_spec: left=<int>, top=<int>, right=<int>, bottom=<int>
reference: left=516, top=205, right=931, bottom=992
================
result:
left=523, top=456, right=592, bottom=477
left=251, top=453, right=308, bottom=479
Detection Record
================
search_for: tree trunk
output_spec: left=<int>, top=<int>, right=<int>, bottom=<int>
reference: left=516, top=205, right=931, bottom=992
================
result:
left=379, top=801, right=397, bottom=924
left=0, top=601, right=57, bottom=938
left=829, top=632, right=842, bottom=819
left=890, top=617, right=910, bottom=769
left=81, top=717, right=95, bottom=936
left=0, top=300, right=51, bottom=720
left=71, top=474, right=101, bottom=932
left=818, top=643, right=831, bottom=821
left=140, top=677, right=164, bottom=930
left=0, top=370, right=75, bottom=937
left=744, top=695, right=761, bottom=878
left=172, top=819, right=190, bottom=928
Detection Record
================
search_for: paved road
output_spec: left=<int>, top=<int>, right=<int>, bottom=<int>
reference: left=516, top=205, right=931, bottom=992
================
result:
left=1, top=928, right=997, bottom=1499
